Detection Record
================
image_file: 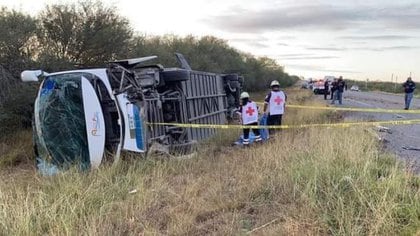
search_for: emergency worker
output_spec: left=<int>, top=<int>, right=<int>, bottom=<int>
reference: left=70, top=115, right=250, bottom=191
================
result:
left=263, top=80, right=286, bottom=135
left=238, top=92, right=261, bottom=145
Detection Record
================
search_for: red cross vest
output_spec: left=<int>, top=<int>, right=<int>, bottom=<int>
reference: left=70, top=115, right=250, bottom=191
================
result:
left=269, top=91, right=285, bottom=115
left=242, top=101, right=259, bottom=125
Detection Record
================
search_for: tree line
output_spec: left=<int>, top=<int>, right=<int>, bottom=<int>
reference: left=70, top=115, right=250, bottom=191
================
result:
left=346, top=79, right=419, bottom=95
left=0, top=1, right=298, bottom=134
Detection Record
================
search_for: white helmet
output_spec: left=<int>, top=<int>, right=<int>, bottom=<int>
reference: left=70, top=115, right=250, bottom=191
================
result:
left=270, top=80, right=280, bottom=87
left=240, top=92, right=250, bottom=99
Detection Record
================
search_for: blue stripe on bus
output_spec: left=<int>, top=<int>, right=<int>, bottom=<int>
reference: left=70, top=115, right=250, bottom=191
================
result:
left=133, top=105, right=144, bottom=150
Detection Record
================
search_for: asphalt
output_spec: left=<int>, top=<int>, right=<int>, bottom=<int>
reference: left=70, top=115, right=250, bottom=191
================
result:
left=317, top=90, right=420, bottom=173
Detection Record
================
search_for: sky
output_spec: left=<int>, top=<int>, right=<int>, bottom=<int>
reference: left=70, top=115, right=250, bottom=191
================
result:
left=1, top=0, right=420, bottom=81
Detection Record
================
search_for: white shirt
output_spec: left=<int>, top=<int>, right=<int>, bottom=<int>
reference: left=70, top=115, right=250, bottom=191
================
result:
left=241, top=101, right=259, bottom=124
left=268, top=91, right=286, bottom=115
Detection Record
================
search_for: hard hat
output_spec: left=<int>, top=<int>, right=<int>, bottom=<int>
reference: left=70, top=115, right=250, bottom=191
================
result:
left=270, top=80, right=280, bottom=87
left=240, top=92, right=250, bottom=99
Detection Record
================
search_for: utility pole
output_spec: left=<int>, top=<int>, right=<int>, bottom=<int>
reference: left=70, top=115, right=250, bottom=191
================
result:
left=395, top=76, right=398, bottom=92
left=391, top=73, right=394, bottom=92
left=366, top=78, right=368, bottom=91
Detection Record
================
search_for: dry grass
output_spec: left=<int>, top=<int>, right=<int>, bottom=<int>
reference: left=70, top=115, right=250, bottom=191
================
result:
left=0, top=130, right=33, bottom=168
left=0, top=90, right=419, bottom=235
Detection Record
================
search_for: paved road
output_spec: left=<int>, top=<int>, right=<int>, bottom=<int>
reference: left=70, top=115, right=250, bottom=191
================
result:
left=318, top=90, right=420, bottom=173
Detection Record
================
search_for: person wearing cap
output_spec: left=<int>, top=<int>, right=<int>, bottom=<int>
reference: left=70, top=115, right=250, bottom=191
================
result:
left=403, top=77, right=416, bottom=110
left=263, top=80, right=287, bottom=135
left=237, top=92, right=262, bottom=145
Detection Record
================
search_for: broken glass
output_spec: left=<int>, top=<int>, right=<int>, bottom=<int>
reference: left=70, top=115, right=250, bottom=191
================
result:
left=34, top=73, right=90, bottom=170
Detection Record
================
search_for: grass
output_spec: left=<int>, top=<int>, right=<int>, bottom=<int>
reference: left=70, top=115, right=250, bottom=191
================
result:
left=0, top=89, right=419, bottom=235
left=0, top=130, right=33, bottom=168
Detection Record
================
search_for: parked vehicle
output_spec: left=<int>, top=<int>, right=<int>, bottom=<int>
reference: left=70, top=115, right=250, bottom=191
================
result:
left=312, top=80, right=326, bottom=94
left=21, top=54, right=242, bottom=171
left=301, top=81, right=309, bottom=89
left=350, top=85, right=360, bottom=91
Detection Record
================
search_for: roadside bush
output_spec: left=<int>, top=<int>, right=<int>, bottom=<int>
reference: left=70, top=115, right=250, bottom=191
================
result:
left=0, top=84, right=37, bottom=134
left=347, top=79, right=420, bottom=96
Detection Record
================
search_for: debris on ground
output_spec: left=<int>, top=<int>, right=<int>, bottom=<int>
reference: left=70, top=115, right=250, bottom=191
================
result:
left=376, top=125, right=392, bottom=134
left=364, top=129, right=382, bottom=141
left=402, top=146, right=420, bottom=151
left=128, top=189, right=138, bottom=194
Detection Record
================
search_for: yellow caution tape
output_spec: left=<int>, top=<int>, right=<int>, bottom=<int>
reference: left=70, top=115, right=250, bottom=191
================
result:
left=287, top=104, right=420, bottom=114
left=148, top=119, right=420, bottom=130
left=255, top=103, right=420, bottom=114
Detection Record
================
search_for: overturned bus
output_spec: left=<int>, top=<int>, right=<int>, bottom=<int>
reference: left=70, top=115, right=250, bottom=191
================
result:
left=21, top=54, right=243, bottom=171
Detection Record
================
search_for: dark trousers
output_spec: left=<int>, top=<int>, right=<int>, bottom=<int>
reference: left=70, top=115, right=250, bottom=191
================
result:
left=330, top=90, right=335, bottom=100
left=324, top=89, right=329, bottom=100
left=405, top=92, right=414, bottom=109
left=337, top=91, right=343, bottom=105
left=243, top=122, right=260, bottom=140
left=267, top=114, right=282, bottom=135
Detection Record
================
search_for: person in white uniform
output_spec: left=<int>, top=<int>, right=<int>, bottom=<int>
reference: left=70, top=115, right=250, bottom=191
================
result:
left=263, top=80, right=286, bottom=135
left=237, top=92, right=262, bottom=145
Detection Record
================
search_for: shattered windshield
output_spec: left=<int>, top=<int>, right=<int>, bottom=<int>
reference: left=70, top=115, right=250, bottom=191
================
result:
left=35, top=73, right=90, bottom=170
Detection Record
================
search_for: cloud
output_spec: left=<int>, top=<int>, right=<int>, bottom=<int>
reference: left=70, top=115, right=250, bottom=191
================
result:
left=277, top=53, right=314, bottom=57
left=366, top=46, right=419, bottom=51
left=246, top=41, right=270, bottom=48
left=206, top=3, right=420, bottom=33
left=228, top=37, right=270, bottom=48
left=285, top=64, right=321, bottom=71
left=306, top=47, right=346, bottom=51
left=285, top=63, right=361, bottom=74
left=306, top=45, right=419, bottom=52
left=277, top=35, right=296, bottom=40
left=228, top=36, right=268, bottom=42
left=280, top=56, right=340, bottom=60
left=323, top=68, right=361, bottom=74
left=339, top=35, right=416, bottom=40
left=207, top=5, right=363, bottom=32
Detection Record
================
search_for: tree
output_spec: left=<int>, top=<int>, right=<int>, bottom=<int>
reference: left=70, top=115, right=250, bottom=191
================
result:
left=129, top=34, right=298, bottom=92
left=0, top=9, right=38, bottom=132
left=37, top=1, right=132, bottom=68
left=0, top=8, right=37, bottom=76
left=0, top=2, right=298, bottom=135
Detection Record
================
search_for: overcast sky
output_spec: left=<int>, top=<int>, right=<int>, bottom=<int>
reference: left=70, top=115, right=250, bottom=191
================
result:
left=2, top=0, right=420, bottom=81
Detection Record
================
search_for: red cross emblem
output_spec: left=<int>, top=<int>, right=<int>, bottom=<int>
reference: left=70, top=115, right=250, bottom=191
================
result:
left=246, top=106, right=255, bottom=116
left=274, top=96, right=283, bottom=105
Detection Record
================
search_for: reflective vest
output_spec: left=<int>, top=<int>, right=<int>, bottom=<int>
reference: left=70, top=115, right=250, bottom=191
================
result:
left=242, top=101, right=259, bottom=125
left=269, top=91, right=285, bottom=115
